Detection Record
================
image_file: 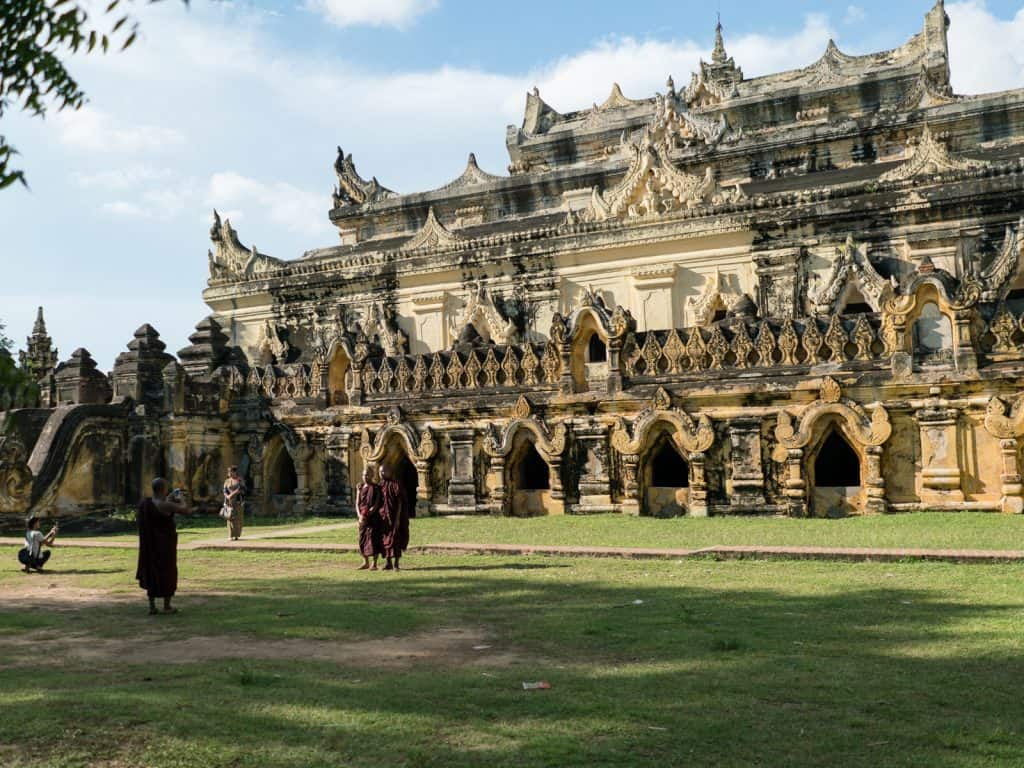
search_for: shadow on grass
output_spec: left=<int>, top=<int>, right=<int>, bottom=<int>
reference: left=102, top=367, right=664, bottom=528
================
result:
left=0, top=560, right=1022, bottom=767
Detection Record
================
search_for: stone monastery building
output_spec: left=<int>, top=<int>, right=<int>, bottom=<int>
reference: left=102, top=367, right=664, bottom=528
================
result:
left=6, top=1, right=1024, bottom=520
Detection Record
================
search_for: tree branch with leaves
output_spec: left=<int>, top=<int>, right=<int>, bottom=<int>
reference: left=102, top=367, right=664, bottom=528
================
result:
left=0, top=0, right=146, bottom=190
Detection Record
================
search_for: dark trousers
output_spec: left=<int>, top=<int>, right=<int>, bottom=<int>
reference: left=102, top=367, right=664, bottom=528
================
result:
left=18, top=549, right=51, bottom=570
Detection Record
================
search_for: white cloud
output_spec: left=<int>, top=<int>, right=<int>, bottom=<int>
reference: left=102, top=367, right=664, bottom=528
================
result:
left=55, top=105, right=185, bottom=153
left=947, top=1, right=1024, bottom=94
left=100, top=178, right=198, bottom=219
left=207, top=172, right=333, bottom=239
left=308, top=0, right=438, bottom=28
left=844, top=5, right=866, bottom=25
left=73, top=165, right=175, bottom=189
left=101, top=200, right=150, bottom=217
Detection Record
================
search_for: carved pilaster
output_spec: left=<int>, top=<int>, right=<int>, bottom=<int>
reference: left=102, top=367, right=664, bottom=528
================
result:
left=755, top=248, right=803, bottom=318
left=414, top=459, right=432, bottom=517
left=784, top=448, right=806, bottom=517
left=447, top=428, right=477, bottom=509
left=864, top=445, right=886, bottom=514
left=998, top=439, right=1023, bottom=514
left=728, top=418, right=766, bottom=507
left=688, top=451, right=709, bottom=517
left=574, top=422, right=614, bottom=513
left=325, top=428, right=354, bottom=512
left=917, top=406, right=964, bottom=504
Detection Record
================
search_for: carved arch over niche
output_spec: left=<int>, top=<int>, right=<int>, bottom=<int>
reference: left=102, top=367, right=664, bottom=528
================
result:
left=811, top=235, right=895, bottom=315
left=771, top=377, right=891, bottom=515
left=482, top=396, right=567, bottom=462
left=686, top=269, right=750, bottom=326
left=609, top=387, right=715, bottom=516
left=450, top=281, right=518, bottom=345
left=882, top=265, right=980, bottom=374
left=978, top=217, right=1023, bottom=303
left=359, top=406, right=438, bottom=464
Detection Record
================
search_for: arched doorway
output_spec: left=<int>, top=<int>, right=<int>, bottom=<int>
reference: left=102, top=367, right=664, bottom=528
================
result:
left=268, top=446, right=298, bottom=495
left=380, top=439, right=420, bottom=519
left=586, top=334, right=607, bottom=363
left=507, top=437, right=551, bottom=516
left=328, top=346, right=350, bottom=406
left=810, top=428, right=861, bottom=517
left=913, top=301, right=953, bottom=363
left=641, top=431, right=690, bottom=517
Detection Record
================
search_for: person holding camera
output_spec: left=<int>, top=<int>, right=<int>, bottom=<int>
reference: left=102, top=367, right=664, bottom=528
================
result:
left=136, top=478, right=190, bottom=615
left=18, top=516, right=58, bottom=573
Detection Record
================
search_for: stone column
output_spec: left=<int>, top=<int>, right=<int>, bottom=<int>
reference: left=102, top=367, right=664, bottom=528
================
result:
left=917, top=407, right=964, bottom=504
left=620, top=453, right=640, bottom=516
left=728, top=418, right=766, bottom=507
left=864, top=444, right=886, bottom=514
left=952, top=311, right=978, bottom=374
left=784, top=448, right=806, bottom=517
left=606, top=338, right=623, bottom=395
left=414, top=459, right=432, bottom=517
left=447, top=429, right=477, bottom=509
left=998, top=439, right=1023, bottom=514
left=325, top=428, right=354, bottom=514
left=574, top=422, right=613, bottom=513
left=488, top=455, right=507, bottom=512
left=558, top=345, right=575, bottom=396
left=688, top=451, right=709, bottom=518
left=548, top=456, right=566, bottom=514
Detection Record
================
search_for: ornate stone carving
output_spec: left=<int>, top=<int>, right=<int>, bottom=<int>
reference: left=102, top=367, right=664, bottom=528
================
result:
left=812, top=235, right=895, bottom=314
left=207, top=211, right=283, bottom=281
left=450, top=281, right=518, bottom=345
left=332, top=146, right=397, bottom=207
left=979, top=218, right=1023, bottom=302
left=879, top=125, right=990, bottom=183
left=256, top=321, right=289, bottom=365
left=435, top=153, right=504, bottom=193
left=402, top=208, right=464, bottom=252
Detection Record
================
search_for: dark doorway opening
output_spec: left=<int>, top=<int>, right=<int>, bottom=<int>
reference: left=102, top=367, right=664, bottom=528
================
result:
left=587, top=334, right=607, bottom=363
left=393, top=453, right=419, bottom=518
left=650, top=439, right=690, bottom=488
left=269, top=448, right=298, bottom=495
left=843, top=302, right=873, bottom=315
left=814, top=431, right=860, bottom=487
left=515, top=443, right=550, bottom=490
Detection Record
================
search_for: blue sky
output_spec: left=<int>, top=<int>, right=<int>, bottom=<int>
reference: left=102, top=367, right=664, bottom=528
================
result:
left=3, top=0, right=1024, bottom=368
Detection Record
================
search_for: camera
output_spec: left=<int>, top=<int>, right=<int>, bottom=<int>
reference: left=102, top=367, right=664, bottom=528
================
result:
left=171, top=488, right=183, bottom=501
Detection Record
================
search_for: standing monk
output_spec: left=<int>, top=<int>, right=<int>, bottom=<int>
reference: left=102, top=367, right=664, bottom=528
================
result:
left=356, top=465, right=383, bottom=570
left=379, top=464, right=409, bottom=571
left=137, top=478, right=190, bottom=615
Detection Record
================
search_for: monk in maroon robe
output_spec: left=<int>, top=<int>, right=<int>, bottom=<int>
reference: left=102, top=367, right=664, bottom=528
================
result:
left=356, top=465, right=383, bottom=570
left=136, top=477, right=190, bottom=615
left=380, top=464, right=409, bottom=571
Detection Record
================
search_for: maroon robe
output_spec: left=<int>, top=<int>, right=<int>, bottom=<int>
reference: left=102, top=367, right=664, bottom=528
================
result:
left=380, top=477, right=409, bottom=558
left=136, top=497, right=178, bottom=598
left=356, top=482, right=383, bottom=557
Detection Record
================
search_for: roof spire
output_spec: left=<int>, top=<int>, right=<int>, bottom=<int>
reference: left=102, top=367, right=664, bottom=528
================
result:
left=33, top=306, right=46, bottom=335
left=712, top=14, right=728, bottom=65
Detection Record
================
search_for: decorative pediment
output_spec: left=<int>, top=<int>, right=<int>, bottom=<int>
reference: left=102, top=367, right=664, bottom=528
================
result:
left=207, top=211, right=284, bottom=281
left=655, top=87, right=730, bottom=148
left=256, top=321, right=289, bottom=365
left=521, top=86, right=564, bottom=136
left=401, top=208, right=464, bottom=252
left=772, top=379, right=892, bottom=462
left=896, top=63, right=957, bottom=111
left=978, top=218, right=1023, bottom=302
left=684, top=21, right=742, bottom=108
left=435, top=153, right=504, bottom=193
left=610, top=404, right=715, bottom=457
left=984, top=395, right=1024, bottom=439
left=812, top=235, right=896, bottom=314
left=879, top=125, right=989, bottom=183
left=332, top=146, right=397, bottom=207
left=482, top=408, right=567, bottom=461
left=450, top=281, right=518, bottom=345
left=360, top=417, right=437, bottom=463
left=598, top=83, right=644, bottom=111
left=686, top=269, right=748, bottom=326
left=364, top=302, right=408, bottom=356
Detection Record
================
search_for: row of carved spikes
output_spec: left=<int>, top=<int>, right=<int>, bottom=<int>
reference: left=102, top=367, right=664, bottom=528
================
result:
left=624, top=314, right=886, bottom=376
left=360, top=343, right=563, bottom=396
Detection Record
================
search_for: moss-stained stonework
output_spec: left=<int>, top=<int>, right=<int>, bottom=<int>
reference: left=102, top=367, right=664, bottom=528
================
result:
left=6, top=2, right=1024, bottom=519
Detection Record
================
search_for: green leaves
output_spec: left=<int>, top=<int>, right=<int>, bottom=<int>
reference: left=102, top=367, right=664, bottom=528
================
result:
left=0, top=0, right=156, bottom=190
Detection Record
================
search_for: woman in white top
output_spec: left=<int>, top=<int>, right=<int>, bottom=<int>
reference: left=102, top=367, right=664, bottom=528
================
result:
left=19, top=516, right=58, bottom=573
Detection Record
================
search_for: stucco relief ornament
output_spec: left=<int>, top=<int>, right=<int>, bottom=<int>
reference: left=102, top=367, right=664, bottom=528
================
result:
left=811, top=235, right=894, bottom=314
left=879, top=125, right=990, bottom=183
left=332, top=146, right=397, bottom=207
left=549, top=313, right=568, bottom=346
left=984, top=396, right=1024, bottom=439
left=257, top=321, right=289, bottom=365
left=0, top=436, right=32, bottom=514
left=772, top=385, right=892, bottom=463
left=820, top=376, right=842, bottom=404
left=654, top=387, right=672, bottom=411
left=979, top=218, right=1023, bottom=302
left=207, top=210, right=283, bottom=281
left=513, top=395, right=533, bottom=420
left=401, top=208, right=464, bottom=252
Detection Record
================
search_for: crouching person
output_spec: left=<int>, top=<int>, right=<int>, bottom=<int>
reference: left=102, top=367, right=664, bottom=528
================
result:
left=19, top=516, right=58, bottom=573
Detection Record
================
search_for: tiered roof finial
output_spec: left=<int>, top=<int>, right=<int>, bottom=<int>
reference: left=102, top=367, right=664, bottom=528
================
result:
left=712, top=15, right=728, bottom=65
left=20, top=305, right=58, bottom=386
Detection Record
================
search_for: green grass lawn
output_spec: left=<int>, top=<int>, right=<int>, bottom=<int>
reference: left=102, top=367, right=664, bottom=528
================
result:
left=276, top=512, right=1024, bottom=551
left=54, top=515, right=345, bottom=543
left=1, top=545, right=1023, bottom=767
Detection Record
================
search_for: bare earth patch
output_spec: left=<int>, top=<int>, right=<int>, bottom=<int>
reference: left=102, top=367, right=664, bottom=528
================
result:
left=1, top=626, right=520, bottom=669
